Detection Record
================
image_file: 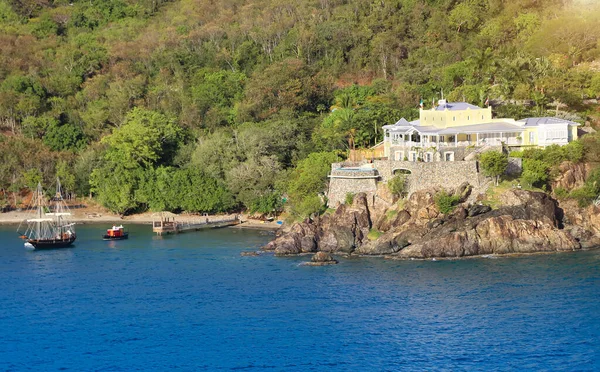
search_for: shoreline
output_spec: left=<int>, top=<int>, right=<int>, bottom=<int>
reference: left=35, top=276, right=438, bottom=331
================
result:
left=0, top=210, right=282, bottom=231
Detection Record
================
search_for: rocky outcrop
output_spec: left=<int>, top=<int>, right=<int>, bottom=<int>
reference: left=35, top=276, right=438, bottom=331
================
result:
left=302, top=252, right=338, bottom=266
left=263, top=187, right=598, bottom=260
left=559, top=199, right=600, bottom=248
left=240, top=251, right=261, bottom=256
left=552, top=162, right=593, bottom=192
left=263, top=218, right=320, bottom=256
left=264, top=193, right=372, bottom=255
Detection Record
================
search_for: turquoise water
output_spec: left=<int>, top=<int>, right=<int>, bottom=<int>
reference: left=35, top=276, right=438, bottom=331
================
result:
left=0, top=224, right=599, bottom=371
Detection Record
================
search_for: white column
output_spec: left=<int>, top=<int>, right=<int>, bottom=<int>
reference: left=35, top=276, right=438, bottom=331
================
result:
left=455, top=134, right=458, bottom=146
left=476, top=132, right=479, bottom=146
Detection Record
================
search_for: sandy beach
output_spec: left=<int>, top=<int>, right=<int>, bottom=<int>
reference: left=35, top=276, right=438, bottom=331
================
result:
left=0, top=203, right=282, bottom=231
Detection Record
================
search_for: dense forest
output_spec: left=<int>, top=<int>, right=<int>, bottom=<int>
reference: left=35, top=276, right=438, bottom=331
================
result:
left=0, top=0, right=599, bottom=217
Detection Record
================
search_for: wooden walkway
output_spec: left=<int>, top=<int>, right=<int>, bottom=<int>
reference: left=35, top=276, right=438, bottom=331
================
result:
left=152, top=213, right=240, bottom=235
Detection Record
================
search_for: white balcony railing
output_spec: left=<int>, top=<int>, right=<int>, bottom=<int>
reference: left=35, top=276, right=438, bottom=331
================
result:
left=388, top=137, right=522, bottom=147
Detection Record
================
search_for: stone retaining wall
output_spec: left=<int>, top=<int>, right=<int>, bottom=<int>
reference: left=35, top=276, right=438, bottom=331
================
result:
left=327, top=177, right=378, bottom=208
left=327, top=160, right=480, bottom=207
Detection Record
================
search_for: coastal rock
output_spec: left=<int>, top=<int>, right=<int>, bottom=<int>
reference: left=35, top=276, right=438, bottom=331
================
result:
left=455, top=182, right=473, bottom=202
left=264, top=219, right=319, bottom=256
left=240, top=251, right=261, bottom=256
left=318, top=193, right=372, bottom=253
left=356, top=222, right=423, bottom=255
left=355, top=234, right=398, bottom=255
left=263, top=188, right=587, bottom=260
left=567, top=226, right=600, bottom=249
left=468, top=204, right=492, bottom=217
left=405, top=189, right=438, bottom=216
left=559, top=200, right=600, bottom=248
left=498, top=189, right=559, bottom=226
left=552, top=162, right=592, bottom=192
left=302, top=251, right=339, bottom=266
left=474, top=216, right=579, bottom=254
left=397, top=215, right=579, bottom=259
left=374, top=209, right=411, bottom=232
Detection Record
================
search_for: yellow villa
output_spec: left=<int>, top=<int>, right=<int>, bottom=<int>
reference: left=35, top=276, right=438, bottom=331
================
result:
left=382, top=100, right=579, bottom=162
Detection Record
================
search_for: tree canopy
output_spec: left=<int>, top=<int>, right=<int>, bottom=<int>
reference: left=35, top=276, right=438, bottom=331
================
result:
left=0, top=0, right=599, bottom=216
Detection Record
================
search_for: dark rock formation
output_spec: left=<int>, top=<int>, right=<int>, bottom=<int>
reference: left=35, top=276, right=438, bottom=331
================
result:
left=468, top=204, right=492, bottom=217
left=263, top=187, right=598, bottom=260
left=240, top=251, right=261, bottom=256
left=302, top=251, right=339, bottom=266
left=559, top=200, right=600, bottom=248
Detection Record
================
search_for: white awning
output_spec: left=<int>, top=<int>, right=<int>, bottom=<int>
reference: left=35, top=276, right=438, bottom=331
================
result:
left=27, top=218, right=53, bottom=222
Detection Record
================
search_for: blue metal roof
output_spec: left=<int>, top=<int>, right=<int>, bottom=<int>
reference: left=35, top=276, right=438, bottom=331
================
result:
left=434, top=102, right=482, bottom=111
left=517, top=117, right=579, bottom=126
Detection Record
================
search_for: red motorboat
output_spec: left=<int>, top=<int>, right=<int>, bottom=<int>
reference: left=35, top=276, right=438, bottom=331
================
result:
left=102, top=225, right=129, bottom=240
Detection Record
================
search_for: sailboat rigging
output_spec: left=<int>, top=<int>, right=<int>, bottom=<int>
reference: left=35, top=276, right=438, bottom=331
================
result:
left=18, top=178, right=76, bottom=249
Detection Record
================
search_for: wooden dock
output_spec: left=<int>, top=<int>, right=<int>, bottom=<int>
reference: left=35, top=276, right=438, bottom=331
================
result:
left=152, top=212, right=241, bottom=235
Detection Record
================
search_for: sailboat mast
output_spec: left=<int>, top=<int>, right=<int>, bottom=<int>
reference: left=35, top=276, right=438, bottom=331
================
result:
left=56, top=177, right=62, bottom=236
left=36, top=182, right=42, bottom=239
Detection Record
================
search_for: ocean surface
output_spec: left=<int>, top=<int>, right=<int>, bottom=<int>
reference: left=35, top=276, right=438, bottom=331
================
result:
left=0, top=224, right=599, bottom=371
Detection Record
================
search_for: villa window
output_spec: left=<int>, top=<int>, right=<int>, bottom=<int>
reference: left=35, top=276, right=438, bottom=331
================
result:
left=481, top=115, right=484, bottom=120
left=425, top=152, right=434, bottom=162
left=439, top=135, right=445, bottom=143
left=444, top=152, right=455, bottom=162
left=409, top=151, right=418, bottom=162
left=466, top=134, right=471, bottom=141
left=453, top=116, right=456, bottom=121
left=394, top=151, right=404, bottom=161
left=467, top=116, right=470, bottom=120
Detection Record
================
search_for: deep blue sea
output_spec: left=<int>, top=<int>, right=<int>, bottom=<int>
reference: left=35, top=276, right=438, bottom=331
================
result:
left=0, top=224, right=599, bottom=371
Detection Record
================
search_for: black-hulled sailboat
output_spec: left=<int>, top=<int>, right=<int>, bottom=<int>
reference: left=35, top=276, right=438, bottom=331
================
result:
left=19, top=179, right=76, bottom=249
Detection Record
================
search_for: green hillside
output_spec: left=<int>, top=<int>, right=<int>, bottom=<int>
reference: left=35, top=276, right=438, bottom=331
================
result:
left=1, top=0, right=599, bottom=216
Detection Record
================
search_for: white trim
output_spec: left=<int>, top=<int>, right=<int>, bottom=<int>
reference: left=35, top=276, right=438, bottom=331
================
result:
left=424, top=152, right=434, bottom=162
left=408, top=151, right=418, bottom=162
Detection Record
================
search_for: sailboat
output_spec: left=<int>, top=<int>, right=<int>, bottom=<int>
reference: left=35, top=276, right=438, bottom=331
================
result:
left=19, top=178, right=76, bottom=249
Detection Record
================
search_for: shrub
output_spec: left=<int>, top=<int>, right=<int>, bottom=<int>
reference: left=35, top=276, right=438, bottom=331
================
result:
left=542, top=144, right=566, bottom=166
left=367, top=229, right=382, bottom=240
left=435, top=191, right=460, bottom=214
left=509, top=150, right=524, bottom=158
left=569, top=186, right=597, bottom=207
left=345, top=192, right=355, bottom=205
left=287, top=151, right=341, bottom=218
left=479, top=151, right=508, bottom=185
left=388, top=174, right=407, bottom=198
left=571, top=167, right=600, bottom=206
left=562, top=141, right=584, bottom=163
left=553, top=187, right=568, bottom=199
left=521, top=141, right=583, bottom=167
left=521, top=159, right=549, bottom=188
left=585, top=167, right=600, bottom=195
left=581, top=132, right=600, bottom=163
